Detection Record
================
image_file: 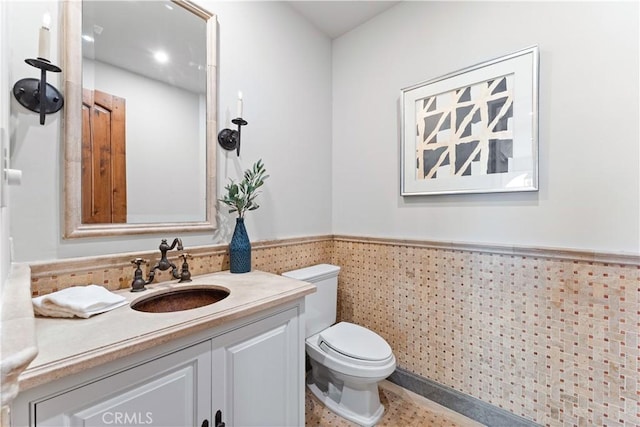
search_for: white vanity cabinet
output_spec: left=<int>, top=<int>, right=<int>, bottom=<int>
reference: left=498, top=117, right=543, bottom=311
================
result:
left=34, top=341, right=212, bottom=427
left=11, top=303, right=305, bottom=427
left=212, top=306, right=301, bottom=426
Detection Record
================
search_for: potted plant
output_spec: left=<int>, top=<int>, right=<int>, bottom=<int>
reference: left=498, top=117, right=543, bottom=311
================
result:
left=219, top=159, right=268, bottom=273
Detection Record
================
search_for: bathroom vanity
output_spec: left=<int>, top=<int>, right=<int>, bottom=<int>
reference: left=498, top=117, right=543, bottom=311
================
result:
left=11, top=270, right=315, bottom=427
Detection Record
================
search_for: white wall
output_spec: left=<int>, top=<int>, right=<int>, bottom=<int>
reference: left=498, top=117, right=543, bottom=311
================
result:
left=332, top=1, right=640, bottom=254
left=1, top=0, right=10, bottom=284
left=10, top=1, right=637, bottom=262
left=9, top=1, right=333, bottom=262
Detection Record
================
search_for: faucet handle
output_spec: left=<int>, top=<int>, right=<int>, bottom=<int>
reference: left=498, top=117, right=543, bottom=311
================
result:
left=131, top=257, right=147, bottom=267
left=130, top=258, right=148, bottom=292
left=178, top=253, right=193, bottom=283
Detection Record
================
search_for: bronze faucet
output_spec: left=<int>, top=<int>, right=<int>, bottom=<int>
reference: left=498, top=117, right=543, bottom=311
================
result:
left=148, top=238, right=183, bottom=283
left=130, top=238, right=189, bottom=292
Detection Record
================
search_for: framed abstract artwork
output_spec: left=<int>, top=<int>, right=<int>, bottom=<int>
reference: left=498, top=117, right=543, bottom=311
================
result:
left=401, top=46, right=539, bottom=196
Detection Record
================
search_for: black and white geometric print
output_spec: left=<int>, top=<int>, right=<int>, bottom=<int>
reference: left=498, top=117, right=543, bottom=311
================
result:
left=415, top=74, right=514, bottom=180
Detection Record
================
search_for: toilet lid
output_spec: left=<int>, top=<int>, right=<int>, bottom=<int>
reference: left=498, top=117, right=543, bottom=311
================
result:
left=318, top=322, right=392, bottom=362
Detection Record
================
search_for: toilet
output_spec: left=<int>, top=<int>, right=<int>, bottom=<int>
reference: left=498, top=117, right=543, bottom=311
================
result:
left=282, top=264, right=396, bottom=426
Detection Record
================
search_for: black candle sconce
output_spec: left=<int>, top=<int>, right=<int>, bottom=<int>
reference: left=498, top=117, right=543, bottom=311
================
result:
left=13, top=58, right=64, bottom=125
left=218, top=117, right=248, bottom=156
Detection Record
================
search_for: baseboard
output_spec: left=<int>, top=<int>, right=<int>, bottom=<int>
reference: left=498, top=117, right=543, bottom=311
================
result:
left=388, top=368, right=540, bottom=427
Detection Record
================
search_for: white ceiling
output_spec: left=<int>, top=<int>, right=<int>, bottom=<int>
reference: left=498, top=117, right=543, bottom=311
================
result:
left=287, top=1, right=400, bottom=39
left=81, top=1, right=400, bottom=94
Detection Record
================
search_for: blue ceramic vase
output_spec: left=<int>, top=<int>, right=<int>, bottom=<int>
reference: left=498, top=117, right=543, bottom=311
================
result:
left=229, top=218, right=251, bottom=273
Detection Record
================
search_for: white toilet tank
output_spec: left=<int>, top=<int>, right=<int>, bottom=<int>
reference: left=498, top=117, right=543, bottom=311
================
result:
left=282, top=264, right=340, bottom=338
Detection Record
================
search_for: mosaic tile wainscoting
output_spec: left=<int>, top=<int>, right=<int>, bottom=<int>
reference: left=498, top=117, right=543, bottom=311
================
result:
left=332, top=236, right=640, bottom=427
left=27, top=235, right=640, bottom=426
left=29, top=236, right=333, bottom=296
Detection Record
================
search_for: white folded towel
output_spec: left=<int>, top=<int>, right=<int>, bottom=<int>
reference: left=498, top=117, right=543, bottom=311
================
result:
left=32, top=285, right=128, bottom=319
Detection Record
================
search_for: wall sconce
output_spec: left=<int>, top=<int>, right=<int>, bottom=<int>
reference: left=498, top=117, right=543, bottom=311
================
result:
left=218, top=91, right=247, bottom=156
left=12, top=13, right=64, bottom=125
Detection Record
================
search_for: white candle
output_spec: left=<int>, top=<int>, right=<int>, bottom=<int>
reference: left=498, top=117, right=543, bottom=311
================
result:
left=38, top=13, right=51, bottom=60
left=237, top=91, right=243, bottom=118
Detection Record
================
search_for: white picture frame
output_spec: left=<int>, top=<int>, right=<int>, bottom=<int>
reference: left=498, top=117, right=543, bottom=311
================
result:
left=401, top=46, right=539, bottom=196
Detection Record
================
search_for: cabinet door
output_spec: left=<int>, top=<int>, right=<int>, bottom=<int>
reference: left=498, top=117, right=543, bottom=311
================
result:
left=34, top=341, right=212, bottom=427
left=212, top=307, right=302, bottom=427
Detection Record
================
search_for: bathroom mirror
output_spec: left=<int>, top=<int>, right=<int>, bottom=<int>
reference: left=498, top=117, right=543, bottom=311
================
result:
left=63, top=0, right=217, bottom=238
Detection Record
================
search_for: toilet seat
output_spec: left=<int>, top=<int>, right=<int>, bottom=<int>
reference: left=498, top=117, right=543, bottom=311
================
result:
left=317, top=322, right=394, bottom=367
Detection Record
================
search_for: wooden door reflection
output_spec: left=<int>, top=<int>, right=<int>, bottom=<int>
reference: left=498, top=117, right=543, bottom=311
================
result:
left=81, top=89, right=127, bottom=224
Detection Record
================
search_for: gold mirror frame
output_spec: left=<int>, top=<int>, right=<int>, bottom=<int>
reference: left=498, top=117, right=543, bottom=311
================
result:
left=62, top=0, right=217, bottom=238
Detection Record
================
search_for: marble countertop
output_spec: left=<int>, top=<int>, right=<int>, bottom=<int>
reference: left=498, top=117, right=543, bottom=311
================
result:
left=1, top=263, right=38, bottom=407
left=17, top=270, right=315, bottom=392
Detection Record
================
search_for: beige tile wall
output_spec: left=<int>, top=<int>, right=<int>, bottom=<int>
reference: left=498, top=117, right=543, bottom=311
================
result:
left=29, top=235, right=640, bottom=426
left=333, top=236, right=640, bottom=427
left=29, top=236, right=333, bottom=296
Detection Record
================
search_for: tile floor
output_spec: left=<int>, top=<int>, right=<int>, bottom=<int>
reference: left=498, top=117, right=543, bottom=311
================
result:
left=305, top=380, right=484, bottom=427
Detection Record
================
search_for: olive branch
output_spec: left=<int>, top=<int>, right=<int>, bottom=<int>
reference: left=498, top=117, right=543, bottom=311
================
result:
left=219, top=159, right=269, bottom=219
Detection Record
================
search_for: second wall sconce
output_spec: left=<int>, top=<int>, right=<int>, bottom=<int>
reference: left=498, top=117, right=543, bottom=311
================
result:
left=12, top=13, right=64, bottom=125
left=218, top=91, right=247, bottom=156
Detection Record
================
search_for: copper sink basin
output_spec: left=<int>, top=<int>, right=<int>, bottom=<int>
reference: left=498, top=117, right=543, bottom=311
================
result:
left=131, top=287, right=230, bottom=313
